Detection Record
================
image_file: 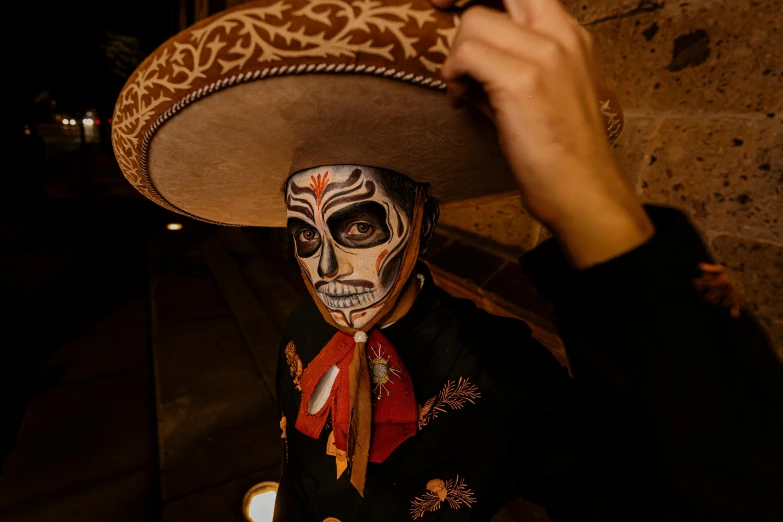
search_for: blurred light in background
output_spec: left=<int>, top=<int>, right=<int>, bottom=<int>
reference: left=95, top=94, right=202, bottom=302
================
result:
left=61, top=118, right=69, bottom=125
left=83, top=118, right=94, bottom=126
left=166, top=223, right=183, bottom=231
left=69, top=119, right=76, bottom=126
left=243, top=481, right=279, bottom=522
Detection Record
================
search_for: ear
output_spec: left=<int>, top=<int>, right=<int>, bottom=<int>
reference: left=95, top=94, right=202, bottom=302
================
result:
left=418, top=197, right=440, bottom=254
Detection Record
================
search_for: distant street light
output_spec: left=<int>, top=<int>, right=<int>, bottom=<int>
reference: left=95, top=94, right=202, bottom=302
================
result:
left=166, top=223, right=183, bottom=231
left=242, top=482, right=278, bottom=522
left=69, top=119, right=76, bottom=125
left=61, top=118, right=69, bottom=125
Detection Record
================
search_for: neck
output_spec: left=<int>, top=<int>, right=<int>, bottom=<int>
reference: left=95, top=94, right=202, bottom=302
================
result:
left=379, top=271, right=421, bottom=328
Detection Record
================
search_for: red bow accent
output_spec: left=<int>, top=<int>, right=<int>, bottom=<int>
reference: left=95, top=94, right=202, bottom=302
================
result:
left=295, top=329, right=418, bottom=463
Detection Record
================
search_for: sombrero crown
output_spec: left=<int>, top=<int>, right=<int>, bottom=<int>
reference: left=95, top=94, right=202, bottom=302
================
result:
left=112, top=0, right=623, bottom=227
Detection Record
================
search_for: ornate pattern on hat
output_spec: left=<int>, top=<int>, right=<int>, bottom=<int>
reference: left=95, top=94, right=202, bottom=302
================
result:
left=112, top=0, right=456, bottom=218
left=112, top=0, right=625, bottom=225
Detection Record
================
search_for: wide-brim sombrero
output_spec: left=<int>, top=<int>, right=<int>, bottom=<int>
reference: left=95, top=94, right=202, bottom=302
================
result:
left=112, top=0, right=624, bottom=227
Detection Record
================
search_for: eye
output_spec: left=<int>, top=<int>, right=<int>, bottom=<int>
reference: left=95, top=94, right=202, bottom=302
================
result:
left=326, top=201, right=390, bottom=249
left=346, top=222, right=373, bottom=238
left=298, top=229, right=318, bottom=242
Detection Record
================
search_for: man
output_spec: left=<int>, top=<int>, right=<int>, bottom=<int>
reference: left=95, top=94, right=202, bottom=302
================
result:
left=111, top=0, right=783, bottom=520
left=272, top=1, right=783, bottom=520
left=274, top=165, right=783, bottom=521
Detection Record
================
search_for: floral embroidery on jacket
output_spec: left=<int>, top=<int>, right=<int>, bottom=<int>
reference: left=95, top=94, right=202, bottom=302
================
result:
left=418, top=377, right=480, bottom=430
left=410, top=475, right=476, bottom=519
left=285, top=341, right=303, bottom=392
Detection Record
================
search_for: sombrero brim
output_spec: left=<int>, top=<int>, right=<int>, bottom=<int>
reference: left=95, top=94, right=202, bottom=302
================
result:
left=113, top=0, right=624, bottom=227
left=150, top=74, right=519, bottom=227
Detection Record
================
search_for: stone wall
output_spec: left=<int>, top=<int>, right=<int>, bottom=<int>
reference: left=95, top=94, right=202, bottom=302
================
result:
left=440, top=0, right=783, bottom=355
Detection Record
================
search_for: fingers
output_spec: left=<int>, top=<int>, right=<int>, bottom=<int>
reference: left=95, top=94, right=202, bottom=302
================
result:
left=456, top=7, right=563, bottom=64
left=442, top=5, right=588, bottom=115
left=698, top=262, right=725, bottom=273
left=458, top=5, right=590, bottom=63
left=504, top=0, right=570, bottom=26
left=502, top=0, right=591, bottom=56
left=450, top=5, right=592, bottom=89
left=436, top=0, right=594, bottom=57
left=502, top=0, right=528, bottom=22
left=441, top=36, right=539, bottom=102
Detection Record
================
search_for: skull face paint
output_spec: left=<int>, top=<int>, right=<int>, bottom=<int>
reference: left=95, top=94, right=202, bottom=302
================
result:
left=286, top=165, right=415, bottom=329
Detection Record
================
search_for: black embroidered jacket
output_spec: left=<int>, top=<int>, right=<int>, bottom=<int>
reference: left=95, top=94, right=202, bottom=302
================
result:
left=272, top=206, right=783, bottom=522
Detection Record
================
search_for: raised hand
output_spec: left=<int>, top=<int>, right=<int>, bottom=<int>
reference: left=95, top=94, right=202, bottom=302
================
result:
left=433, top=0, right=654, bottom=268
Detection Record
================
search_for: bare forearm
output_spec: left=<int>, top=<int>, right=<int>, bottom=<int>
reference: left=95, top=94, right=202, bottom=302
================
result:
left=546, top=180, right=654, bottom=270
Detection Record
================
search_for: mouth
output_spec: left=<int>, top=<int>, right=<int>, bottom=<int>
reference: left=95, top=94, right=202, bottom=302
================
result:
left=316, top=281, right=376, bottom=309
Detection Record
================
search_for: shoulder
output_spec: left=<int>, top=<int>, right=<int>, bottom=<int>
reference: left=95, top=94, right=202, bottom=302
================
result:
left=435, top=286, right=567, bottom=391
left=435, top=286, right=533, bottom=352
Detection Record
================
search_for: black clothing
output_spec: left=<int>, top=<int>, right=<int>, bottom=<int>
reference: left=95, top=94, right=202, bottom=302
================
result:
left=273, top=206, right=783, bottom=522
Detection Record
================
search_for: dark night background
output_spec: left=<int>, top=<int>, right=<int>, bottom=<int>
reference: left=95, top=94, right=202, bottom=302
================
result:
left=3, top=0, right=168, bottom=127
left=0, top=2, right=294, bottom=522
left=0, top=0, right=171, bottom=512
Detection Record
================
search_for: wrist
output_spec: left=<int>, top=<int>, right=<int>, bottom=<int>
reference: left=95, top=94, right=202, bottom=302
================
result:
left=546, top=193, right=654, bottom=270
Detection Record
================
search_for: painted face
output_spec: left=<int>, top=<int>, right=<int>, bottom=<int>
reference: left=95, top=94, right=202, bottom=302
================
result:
left=286, top=165, right=415, bottom=329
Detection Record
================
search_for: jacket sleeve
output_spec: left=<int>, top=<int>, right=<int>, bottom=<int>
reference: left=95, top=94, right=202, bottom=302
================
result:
left=518, top=205, right=783, bottom=521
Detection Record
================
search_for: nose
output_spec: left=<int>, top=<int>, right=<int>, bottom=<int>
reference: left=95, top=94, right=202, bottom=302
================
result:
left=318, top=239, right=339, bottom=279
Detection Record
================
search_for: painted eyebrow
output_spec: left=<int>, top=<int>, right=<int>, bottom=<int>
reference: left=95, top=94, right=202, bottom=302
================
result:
left=286, top=194, right=315, bottom=222
left=320, top=168, right=363, bottom=203
left=288, top=179, right=316, bottom=198
left=322, top=181, right=376, bottom=215
left=326, top=200, right=387, bottom=228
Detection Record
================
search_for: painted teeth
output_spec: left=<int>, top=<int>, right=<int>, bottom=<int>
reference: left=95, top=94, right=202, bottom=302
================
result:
left=318, top=290, right=374, bottom=309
